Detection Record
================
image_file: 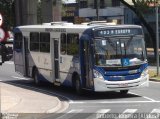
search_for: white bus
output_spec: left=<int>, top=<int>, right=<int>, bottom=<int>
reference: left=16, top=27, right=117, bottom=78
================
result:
left=13, top=22, right=149, bottom=94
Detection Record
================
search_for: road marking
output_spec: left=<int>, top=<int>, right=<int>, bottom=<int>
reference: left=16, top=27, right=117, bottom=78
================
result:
left=11, top=76, right=31, bottom=80
left=56, top=109, right=83, bottom=119
left=149, top=81, right=160, bottom=84
left=115, top=109, right=137, bottom=119
left=129, top=92, right=156, bottom=102
left=123, top=109, right=137, bottom=113
left=69, top=101, right=84, bottom=104
left=70, top=100, right=160, bottom=104
left=151, top=109, right=160, bottom=113
left=96, top=109, right=111, bottom=114
left=86, top=109, right=110, bottom=119
left=146, top=109, right=160, bottom=119
left=143, top=96, right=156, bottom=101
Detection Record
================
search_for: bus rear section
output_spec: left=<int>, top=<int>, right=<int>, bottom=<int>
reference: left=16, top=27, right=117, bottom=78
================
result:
left=90, top=26, right=149, bottom=93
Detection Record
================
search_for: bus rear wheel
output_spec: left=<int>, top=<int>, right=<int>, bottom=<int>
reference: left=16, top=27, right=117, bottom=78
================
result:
left=75, top=75, right=83, bottom=95
left=120, top=90, right=128, bottom=95
left=33, top=69, right=41, bottom=85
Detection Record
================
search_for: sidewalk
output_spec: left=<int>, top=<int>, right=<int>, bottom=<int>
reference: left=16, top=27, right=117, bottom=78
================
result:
left=0, top=82, right=69, bottom=114
left=148, top=66, right=160, bottom=82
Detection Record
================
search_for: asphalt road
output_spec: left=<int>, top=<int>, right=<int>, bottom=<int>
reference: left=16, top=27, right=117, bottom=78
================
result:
left=0, top=61, right=160, bottom=119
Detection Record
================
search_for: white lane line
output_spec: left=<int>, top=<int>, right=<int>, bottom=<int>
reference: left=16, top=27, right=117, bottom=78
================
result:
left=116, top=109, right=137, bottom=119
left=123, top=109, right=138, bottom=113
left=11, top=76, right=31, bottom=80
left=146, top=109, right=160, bottom=119
left=129, top=92, right=156, bottom=101
left=69, top=101, right=84, bottom=104
left=99, top=101, right=160, bottom=103
left=86, top=109, right=110, bottom=119
left=55, top=109, right=83, bottom=119
left=70, top=100, right=160, bottom=104
left=96, top=109, right=111, bottom=114
left=151, top=109, right=160, bottom=113
left=143, top=96, right=156, bottom=102
left=149, top=81, right=160, bottom=84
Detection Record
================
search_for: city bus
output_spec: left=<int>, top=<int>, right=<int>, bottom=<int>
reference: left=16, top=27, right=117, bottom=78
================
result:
left=13, top=22, right=149, bottom=94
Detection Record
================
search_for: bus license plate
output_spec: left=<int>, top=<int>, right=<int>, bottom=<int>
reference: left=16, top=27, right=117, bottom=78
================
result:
left=119, top=83, right=128, bottom=87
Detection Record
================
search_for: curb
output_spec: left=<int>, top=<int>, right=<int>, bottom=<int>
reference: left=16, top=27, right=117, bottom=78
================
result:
left=150, top=78, right=160, bottom=82
left=46, top=97, right=62, bottom=113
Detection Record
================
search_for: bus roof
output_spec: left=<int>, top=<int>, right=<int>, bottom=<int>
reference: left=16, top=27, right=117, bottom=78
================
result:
left=15, top=22, right=142, bottom=30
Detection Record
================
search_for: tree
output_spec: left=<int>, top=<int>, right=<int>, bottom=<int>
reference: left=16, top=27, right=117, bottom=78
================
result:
left=37, top=0, right=43, bottom=24
left=119, top=0, right=158, bottom=59
left=0, top=0, right=14, bottom=30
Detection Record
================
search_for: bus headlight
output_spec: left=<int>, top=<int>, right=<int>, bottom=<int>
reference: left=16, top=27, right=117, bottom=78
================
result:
left=93, top=69, right=103, bottom=79
left=141, top=68, right=148, bottom=77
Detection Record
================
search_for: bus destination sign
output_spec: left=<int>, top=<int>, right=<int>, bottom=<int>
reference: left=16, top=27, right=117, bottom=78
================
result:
left=95, top=28, right=142, bottom=37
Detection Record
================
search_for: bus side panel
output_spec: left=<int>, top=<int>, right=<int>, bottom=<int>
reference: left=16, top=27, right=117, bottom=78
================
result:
left=29, top=52, right=53, bottom=82
left=14, top=51, right=25, bottom=75
left=59, top=55, right=74, bottom=86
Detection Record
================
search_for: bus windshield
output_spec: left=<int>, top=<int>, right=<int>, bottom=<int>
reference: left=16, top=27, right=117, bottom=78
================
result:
left=94, top=36, right=147, bottom=66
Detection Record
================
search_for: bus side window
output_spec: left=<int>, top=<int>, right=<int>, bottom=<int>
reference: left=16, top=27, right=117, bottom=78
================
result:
left=67, top=34, right=79, bottom=56
left=14, top=33, right=23, bottom=50
left=30, top=32, right=39, bottom=52
left=40, top=32, right=50, bottom=53
left=60, top=33, right=67, bottom=55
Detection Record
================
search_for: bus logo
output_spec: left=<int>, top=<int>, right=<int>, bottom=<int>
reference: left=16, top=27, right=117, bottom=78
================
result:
left=122, top=58, right=130, bottom=66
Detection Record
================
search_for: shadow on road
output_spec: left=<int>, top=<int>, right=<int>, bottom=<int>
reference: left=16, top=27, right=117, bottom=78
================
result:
left=2, top=79, right=141, bottom=102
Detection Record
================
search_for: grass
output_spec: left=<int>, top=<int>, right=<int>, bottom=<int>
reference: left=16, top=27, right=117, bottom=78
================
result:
left=148, top=70, right=160, bottom=80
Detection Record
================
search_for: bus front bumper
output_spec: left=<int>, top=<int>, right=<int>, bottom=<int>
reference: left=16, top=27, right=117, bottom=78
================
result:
left=94, top=74, right=149, bottom=92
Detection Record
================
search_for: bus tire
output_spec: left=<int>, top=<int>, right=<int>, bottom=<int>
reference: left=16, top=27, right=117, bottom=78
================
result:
left=120, top=90, right=128, bottom=95
left=75, top=75, right=83, bottom=95
left=33, top=68, right=41, bottom=85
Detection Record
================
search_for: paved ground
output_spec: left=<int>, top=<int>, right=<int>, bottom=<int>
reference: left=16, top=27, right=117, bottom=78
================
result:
left=1, top=82, right=69, bottom=114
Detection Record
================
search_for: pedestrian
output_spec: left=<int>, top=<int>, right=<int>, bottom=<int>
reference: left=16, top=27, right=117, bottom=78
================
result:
left=0, top=42, right=8, bottom=65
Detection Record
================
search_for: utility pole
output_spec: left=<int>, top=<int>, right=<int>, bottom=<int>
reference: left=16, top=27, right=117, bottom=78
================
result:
left=15, top=0, right=37, bottom=25
left=53, top=0, right=62, bottom=21
left=96, top=0, right=99, bottom=21
left=155, top=1, right=159, bottom=76
left=41, top=0, right=53, bottom=23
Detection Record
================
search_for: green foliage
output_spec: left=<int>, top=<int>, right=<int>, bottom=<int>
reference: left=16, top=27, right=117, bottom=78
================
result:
left=133, top=0, right=159, bottom=13
left=67, top=44, right=79, bottom=55
left=0, top=0, right=14, bottom=30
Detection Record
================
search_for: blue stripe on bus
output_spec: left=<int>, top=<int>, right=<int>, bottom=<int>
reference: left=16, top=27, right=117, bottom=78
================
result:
left=94, top=63, right=148, bottom=81
left=13, top=27, right=22, bottom=33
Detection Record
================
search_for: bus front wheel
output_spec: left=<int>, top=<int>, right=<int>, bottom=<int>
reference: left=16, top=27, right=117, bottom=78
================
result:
left=120, top=90, right=128, bottom=95
left=75, top=75, right=83, bottom=95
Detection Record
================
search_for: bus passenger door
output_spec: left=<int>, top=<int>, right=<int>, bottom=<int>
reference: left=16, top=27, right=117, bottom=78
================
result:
left=53, top=38, right=60, bottom=82
left=23, top=37, right=29, bottom=76
left=81, top=39, right=93, bottom=89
